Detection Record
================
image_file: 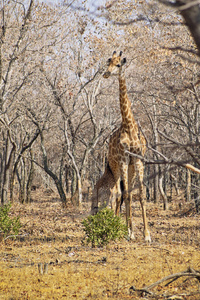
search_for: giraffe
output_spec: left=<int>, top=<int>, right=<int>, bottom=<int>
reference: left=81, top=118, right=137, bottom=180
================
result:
left=91, top=163, right=116, bottom=214
left=102, top=51, right=151, bottom=242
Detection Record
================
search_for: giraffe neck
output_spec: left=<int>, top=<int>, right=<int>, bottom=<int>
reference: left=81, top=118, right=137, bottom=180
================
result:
left=119, top=73, right=137, bottom=132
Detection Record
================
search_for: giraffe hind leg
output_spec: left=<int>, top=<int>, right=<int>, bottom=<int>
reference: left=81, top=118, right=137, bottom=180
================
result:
left=114, top=179, right=122, bottom=216
left=127, top=164, right=137, bottom=240
left=136, top=160, right=151, bottom=242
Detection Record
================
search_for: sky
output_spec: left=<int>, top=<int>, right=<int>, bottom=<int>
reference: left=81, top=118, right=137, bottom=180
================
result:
left=41, top=0, right=107, bottom=22
left=42, top=0, right=106, bottom=9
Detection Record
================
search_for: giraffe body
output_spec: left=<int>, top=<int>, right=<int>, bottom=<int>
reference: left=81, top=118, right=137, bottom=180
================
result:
left=101, top=51, right=151, bottom=242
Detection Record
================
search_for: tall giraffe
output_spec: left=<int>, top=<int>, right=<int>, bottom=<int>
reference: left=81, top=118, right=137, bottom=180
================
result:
left=102, top=51, right=151, bottom=242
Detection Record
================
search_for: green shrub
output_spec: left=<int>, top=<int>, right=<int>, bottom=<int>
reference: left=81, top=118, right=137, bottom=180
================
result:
left=0, top=203, right=21, bottom=238
left=82, top=208, right=127, bottom=247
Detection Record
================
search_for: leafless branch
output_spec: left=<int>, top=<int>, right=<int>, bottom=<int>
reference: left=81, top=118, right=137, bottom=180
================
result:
left=125, top=145, right=200, bottom=175
left=158, top=130, right=200, bottom=166
left=130, top=267, right=200, bottom=297
left=178, top=0, right=200, bottom=11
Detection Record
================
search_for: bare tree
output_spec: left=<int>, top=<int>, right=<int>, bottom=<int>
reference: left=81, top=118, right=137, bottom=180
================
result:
left=0, top=0, right=36, bottom=204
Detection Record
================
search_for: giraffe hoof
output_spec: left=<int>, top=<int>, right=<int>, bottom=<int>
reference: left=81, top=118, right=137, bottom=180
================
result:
left=144, top=230, right=151, bottom=243
left=128, top=229, right=135, bottom=240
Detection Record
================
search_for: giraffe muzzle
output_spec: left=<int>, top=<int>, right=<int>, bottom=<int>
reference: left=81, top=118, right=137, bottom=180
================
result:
left=103, top=71, right=111, bottom=78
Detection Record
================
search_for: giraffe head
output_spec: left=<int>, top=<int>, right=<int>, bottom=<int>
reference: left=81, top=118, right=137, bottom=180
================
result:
left=103, top=51, right=126, bottom=78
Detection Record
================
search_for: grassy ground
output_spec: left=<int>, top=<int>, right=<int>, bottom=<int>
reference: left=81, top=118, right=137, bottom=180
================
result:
left=0, top=189, right=200, bottom=299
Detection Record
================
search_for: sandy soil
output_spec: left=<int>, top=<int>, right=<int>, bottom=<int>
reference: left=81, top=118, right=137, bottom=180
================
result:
left=0, top=189, right=199, bottom=299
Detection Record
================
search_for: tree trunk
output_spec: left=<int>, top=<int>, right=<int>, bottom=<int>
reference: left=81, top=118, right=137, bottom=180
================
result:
left=65, top=165, right=70, bottom=194
left=40, top=132, right=67, bottom=203
left=159, top=174, right=168, bottom=210
left=10, top=129, right=40, bottom=202
left=177, top=0, right=200, bottom=55
left=152, top=100, right=160, bottom=203
left=71, top=168, right=77, bottom=196
left=154, top=164, right=160, bottom=204
left=1, top=132, right=16, bottom=204
left=18, top=157, right=26, bottom=204
left=170, top=173, right=180, bottom=196
left=65, top=120, right=82, bottom=206
left=77, top=177, right=83, bottom=206
left=26, top=148, right=34, bottom=203
left=193, top=173, right=200, bottom=213
left=186, top=168, right=191, bottom=202
left=146, top=164, right=150, bottom=201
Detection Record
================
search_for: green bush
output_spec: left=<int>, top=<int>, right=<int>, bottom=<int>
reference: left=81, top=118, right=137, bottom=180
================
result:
left=82, top=208, right=127, bottom=247
left=0, top=203, right=21, bottom=238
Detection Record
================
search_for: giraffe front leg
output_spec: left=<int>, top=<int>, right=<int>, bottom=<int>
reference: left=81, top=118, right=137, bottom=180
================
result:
left=114, top=179, right=121, bottom=216
left=140, top=198, right=151, bottom=242
left=110, top=184, right=117, bottom=212
left=124, top=193, right=135, bottom=240
left=121, top=165, right=135, bottom=240
left=123, top=186, right=134, bottom=239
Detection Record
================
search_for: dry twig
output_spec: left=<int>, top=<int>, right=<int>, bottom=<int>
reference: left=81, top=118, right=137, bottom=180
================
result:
left=130, top=267, right=200, bottom=298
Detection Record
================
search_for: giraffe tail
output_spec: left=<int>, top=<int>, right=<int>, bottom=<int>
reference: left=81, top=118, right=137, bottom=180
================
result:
left=120, top=180, right=124, bottom=211
left=107, top=162, right=114, bottom=177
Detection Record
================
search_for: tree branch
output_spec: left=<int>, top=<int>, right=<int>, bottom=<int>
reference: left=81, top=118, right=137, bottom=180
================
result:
left=130, top=267, right=200, bottom=297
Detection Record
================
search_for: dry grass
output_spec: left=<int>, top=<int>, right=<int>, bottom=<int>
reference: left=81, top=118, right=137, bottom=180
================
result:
left=0, top=190, right=200, bottom=299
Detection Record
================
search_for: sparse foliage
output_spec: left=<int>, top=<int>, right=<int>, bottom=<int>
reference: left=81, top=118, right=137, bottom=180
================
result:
left=82, top=208, right=127, bottom=247
left=0, top=203, right=21, bottom=238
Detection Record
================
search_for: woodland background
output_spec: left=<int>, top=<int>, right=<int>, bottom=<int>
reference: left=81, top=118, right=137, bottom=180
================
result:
left=1, top=0, right=200, bottom=210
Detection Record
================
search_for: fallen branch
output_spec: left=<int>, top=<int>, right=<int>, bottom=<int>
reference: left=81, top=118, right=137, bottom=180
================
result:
left=130, top=267, right=200, bottom=297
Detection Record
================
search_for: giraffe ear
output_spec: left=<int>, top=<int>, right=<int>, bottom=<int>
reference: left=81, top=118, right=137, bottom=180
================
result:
left=112, top=51, right=117, bottom=58
left=107, top=58, right=111, bottom=65
left=122, top=57, right=126, bottom=65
